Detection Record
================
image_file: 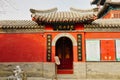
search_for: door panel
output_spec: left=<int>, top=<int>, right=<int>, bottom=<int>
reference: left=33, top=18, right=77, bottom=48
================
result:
left=101, top=40, right=115, bottom=61
left=56, top=37, right=73, bottom=69
left=86, top=40, right=100, bottom=61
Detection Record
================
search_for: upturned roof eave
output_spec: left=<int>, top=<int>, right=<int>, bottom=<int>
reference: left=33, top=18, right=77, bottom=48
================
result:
left=91, top=0, right=106, bottom=5
left=91, top=0, right=99, bottom=5
left=31, top=12, right=97, bottom=24
left=30, top=8, right=58, bottom=14
left=70, top=7, right=99, bottom=12
left=92, top=19, right=120, bottom=25
left=97, top=2, right=120, bottom=18
left=97, top=3, right=109, bottom=18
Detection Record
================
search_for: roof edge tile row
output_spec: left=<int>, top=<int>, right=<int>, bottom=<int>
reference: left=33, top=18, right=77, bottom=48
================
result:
left=30, top=8, right=97, bottom=24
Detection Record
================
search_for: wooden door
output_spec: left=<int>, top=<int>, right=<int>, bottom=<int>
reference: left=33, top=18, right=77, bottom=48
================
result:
left=56, top=37, right=73, bottom=69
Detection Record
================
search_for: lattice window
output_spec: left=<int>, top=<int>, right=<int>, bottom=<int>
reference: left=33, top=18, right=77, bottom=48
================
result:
left=113, top=13, right=120, bottom=18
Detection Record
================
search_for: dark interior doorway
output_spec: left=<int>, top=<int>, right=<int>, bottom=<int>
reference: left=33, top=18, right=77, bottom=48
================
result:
left=56, top=37, right=73, bottom=70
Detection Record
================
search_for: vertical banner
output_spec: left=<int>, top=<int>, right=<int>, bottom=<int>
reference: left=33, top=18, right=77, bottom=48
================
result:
left=77, top=34, right=82, bottom=61
left=101, top=40, right=115, bottom=61
left=86, top=40, right=100, bottom=61
left=47, top=34, right=52, bottom=62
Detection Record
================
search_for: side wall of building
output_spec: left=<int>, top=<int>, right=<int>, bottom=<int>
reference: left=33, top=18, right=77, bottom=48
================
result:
left=1, top=27, right=120, bottom=79
left=103, top=10, right=120, bottom=18
left=0, top=33, right=46, bottom=62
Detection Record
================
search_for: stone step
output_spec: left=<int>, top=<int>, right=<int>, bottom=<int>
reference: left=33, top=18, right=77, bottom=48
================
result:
left=57, top=74, right=76, bottom=79
left=0, top=77, right=46, bottom=80
left=1, top=77, right=120, bottom=80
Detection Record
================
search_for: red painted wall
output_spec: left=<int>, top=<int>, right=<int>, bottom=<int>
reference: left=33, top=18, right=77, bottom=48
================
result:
left=103, top=10, right=120, bottom=18
left=45, top=25, right=53, bottom=30
left=75, top=24, right=84, bottom=30
left=0, top=24, right=85, bottom=62
left=85, top=32, right=120, bottom=39
left=0, top=34, right=45, bottom=62
left=102, top=10, right=112, bottom=18
left=48, top=32, right=85, bottom=62
left=85, top=32, right=119, bottom=61
left=44, top=24, right=85, bottom=62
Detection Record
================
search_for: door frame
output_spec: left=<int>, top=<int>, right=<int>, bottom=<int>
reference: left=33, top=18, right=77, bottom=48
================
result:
left=52, top=33, right=77, bottom=74
left=55, top=37, right=73, bottom=69
left=52, top=33, right=77, bottom=46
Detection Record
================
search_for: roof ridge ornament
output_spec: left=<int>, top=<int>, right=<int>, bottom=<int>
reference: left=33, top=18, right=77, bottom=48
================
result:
left=30, top=7, right=58, bottom=14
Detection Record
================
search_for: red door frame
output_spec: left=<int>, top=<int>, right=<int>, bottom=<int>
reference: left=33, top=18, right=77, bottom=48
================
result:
left=55, top=37, right=73, bottom=74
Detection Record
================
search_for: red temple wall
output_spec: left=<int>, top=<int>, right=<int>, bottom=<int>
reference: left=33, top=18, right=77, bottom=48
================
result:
left=45, top=32, right=85, bottom=62
left=85, top=32, right=120, bottom=61
left=75, top=24, right=84, bottom=30
left=103, top=10, right=120, bottom=18
left=102, top=10, right=112, bottom=18
left=44, top=24, right=85, bottom=62
left=85, top=32, right=120, bottom=39
left=0, top=33, right=45, bottom=62
left=0, top=32, right=85, bottom=62
left=0, top=31, right=85, bottom=63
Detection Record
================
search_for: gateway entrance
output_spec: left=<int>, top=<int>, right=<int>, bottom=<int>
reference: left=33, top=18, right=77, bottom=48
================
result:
left=56, top=37, right=73, bottom=73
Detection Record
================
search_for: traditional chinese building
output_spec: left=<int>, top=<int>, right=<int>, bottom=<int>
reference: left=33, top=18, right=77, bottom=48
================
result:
left=91, top=0, right=106, bottom=5
left=0, top=0, right=120, bottom=79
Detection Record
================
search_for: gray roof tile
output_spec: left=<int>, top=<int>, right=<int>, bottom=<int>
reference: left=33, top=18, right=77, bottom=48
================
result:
left=0, top=20, right=41, bottom=29
left=30, top=9, right=97, bottom=23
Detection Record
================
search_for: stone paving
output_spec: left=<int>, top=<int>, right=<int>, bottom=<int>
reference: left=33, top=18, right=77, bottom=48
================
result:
left=1, top=77, right=120, bottom=80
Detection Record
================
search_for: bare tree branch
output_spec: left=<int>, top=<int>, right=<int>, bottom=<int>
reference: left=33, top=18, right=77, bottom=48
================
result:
left=0, top=0, right=18, bottom=14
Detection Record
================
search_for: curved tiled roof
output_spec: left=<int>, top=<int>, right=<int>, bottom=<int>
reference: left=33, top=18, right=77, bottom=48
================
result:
left=30, top=9, right=97, bottom=24
left=92, top=19, right=120, bottom=26
left=85, top=24, right=120, bottom=28
left=30, top=7, right=58, bottom=14
left=84, top=26, right=120, bottom=32
left=98, top=1, right=120, bottom=18
left=0, top=20, right=41, bottom=29
left=70, top=7, right=98, bottom=13
left=38, top=12, right=96, bottom=23
left=84, top=19, right=120, bottom=32
left=0, top=20, right=44, bottom=33
left=91, top=0, right=106, bottom=5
